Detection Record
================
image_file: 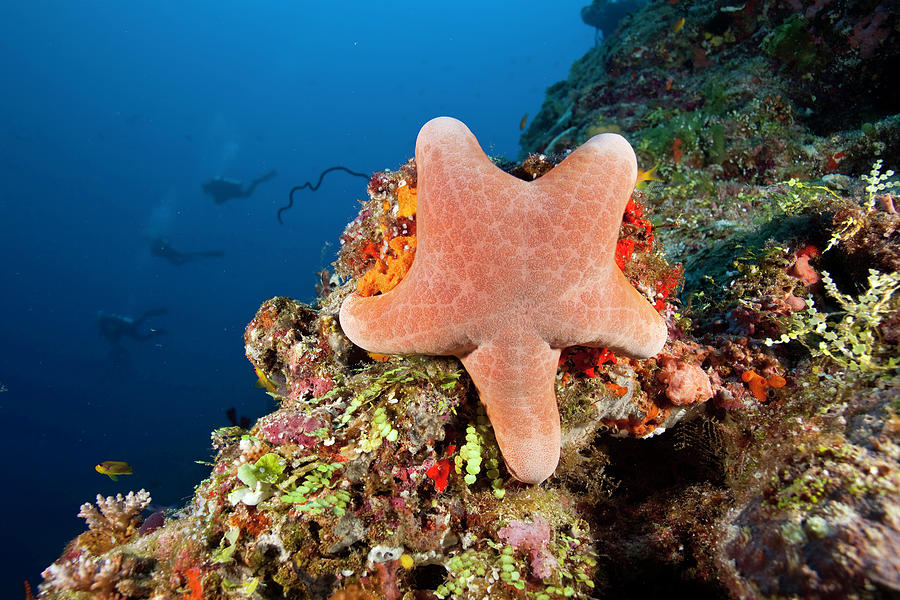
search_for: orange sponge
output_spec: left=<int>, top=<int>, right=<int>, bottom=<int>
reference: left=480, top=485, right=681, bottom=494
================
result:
left=356, top=235, right=417, bottom=296
left=397, top=184, right=417, bottom=218
left=741, top=370, right=786, bottom=402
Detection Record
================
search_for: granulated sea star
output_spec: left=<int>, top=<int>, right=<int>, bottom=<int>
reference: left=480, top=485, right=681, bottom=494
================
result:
left=340, top=117, right=666, bottom=484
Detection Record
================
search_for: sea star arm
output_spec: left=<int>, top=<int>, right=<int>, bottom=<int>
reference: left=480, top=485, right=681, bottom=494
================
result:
left=339, top=117, right=501, bottom=357
left=555, top=268, right=668, bottom=358
left=535, top=132, right=638, bottom=263
left=533, top=132, right=667, bottom=358
left=460, top=332, right=561, bottom=485
left=339, top=278, right=474, bottom=356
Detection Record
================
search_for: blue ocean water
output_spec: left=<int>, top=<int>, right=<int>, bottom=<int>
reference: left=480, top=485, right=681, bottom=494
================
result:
left=0, top=1, right=592, bottom=592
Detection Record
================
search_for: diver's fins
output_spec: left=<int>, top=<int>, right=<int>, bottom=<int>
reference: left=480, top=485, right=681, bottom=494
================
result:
left=254, top=169, right=277, bottom=185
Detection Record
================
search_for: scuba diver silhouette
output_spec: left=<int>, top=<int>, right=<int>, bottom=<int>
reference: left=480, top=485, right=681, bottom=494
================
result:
left=97, top=308, right=168, bottom=344
left=148, top=236, right=224, bottom=266
left=202, top=169, right=277, bottom=204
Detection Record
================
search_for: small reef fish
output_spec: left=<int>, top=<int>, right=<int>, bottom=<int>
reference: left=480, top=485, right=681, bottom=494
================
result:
left=519, top=113, right=528, bottom=131
left=254, top=366, right=277, bottom=393
left=95, top=461, right=133, bottom=481
left=672, top=17, right=686, bottom=34
left=635, top=162, right=661, bottom=189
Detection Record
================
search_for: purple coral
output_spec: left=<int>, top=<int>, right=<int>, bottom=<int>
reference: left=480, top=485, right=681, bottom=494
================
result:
left=497, top=517, right=555, bottom=579
left=257, top=409, right=324, bottom=447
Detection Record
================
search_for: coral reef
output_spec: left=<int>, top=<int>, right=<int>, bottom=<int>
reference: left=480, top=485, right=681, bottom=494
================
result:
left=38, top=1, right=899, bottom=598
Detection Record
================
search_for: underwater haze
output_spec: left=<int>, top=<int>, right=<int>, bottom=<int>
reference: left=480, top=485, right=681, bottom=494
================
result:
left=0, top=1, right=591, bottom=591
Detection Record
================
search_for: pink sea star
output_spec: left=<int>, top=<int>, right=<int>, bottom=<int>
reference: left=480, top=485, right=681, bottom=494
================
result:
left=340, top=117, right=666, bottom=483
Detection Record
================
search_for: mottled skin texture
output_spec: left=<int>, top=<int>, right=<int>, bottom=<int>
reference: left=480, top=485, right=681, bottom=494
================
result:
left=340, top=117, right=667, bottom=483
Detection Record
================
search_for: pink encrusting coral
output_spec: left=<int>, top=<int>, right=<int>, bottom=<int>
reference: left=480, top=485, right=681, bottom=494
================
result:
left=656, top=355, right=713, bottom=406
left=787, top=245, right=821, bottom=287
left=497, top=517, right=555, bottom=579
left=257, top=410, right=324, bottom=447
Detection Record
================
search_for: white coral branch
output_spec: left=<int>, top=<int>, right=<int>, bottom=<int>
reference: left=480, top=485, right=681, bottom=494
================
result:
left=78, top=489, right=151, bottom=543
left=41, top=553, right=122, bottom=596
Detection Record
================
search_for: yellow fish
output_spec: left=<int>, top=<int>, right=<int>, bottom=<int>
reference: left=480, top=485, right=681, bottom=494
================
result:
left=635, top=162, right=661, bottom=190
left=672, top=17, right=686, bottom=34
left=95, top=461, right=133, bottom=481
left=519, top=113, right=528, bottom=131
left=254, top=366, right=277, bottom=393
